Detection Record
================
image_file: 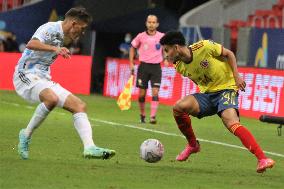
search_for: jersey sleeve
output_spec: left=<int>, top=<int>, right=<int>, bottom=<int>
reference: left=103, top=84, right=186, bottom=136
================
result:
left=32, top=24, right=54, bottom=43
left=131, top=33, right=141, bottom=48
left=204, top=40, right=223, bottom=57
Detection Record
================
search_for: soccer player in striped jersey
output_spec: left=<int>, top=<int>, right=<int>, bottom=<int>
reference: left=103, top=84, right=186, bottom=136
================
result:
left=13, top=7, right=115, bottom=160
left=160, top=31, right=275, bottom=173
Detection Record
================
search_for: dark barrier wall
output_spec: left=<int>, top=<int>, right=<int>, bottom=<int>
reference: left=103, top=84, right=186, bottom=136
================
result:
left=0, top=52, right=92, bottom=95
left=0, top=0, right=74, bottom=44
left=248, top=29, right=284, bottom=70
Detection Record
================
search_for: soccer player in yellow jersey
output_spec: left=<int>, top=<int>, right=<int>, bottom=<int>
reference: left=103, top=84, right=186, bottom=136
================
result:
left=160, top=31, right=275, bottom=173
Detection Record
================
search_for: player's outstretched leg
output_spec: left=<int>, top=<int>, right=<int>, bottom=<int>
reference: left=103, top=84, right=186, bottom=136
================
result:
left=228, top=123, right=275, bottom=173
left=67, top=94, right=116, bottom=160
left=72, top=112, right=116, bottom=159
left=257, top=158, right=275, bottom=173
left=18, top=129, right=31, bottom=160
left=83, top=146, right=116, bottom=159
left=176, top=140, right=200, bottom=161
left=17, top=102, right=50, bottom=159
left=173, top=109, right=200, bottom=161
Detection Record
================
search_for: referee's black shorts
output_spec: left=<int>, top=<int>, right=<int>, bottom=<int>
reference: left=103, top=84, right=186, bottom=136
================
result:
left=136, top=62, right=162, bottom=89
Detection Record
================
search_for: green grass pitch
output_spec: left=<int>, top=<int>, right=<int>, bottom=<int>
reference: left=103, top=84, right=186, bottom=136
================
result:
left=0, top=90, right=283, bottom=189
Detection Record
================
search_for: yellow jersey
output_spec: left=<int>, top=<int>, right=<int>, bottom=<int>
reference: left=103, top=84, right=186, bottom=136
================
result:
left=174, top=40, right=238, bottom=93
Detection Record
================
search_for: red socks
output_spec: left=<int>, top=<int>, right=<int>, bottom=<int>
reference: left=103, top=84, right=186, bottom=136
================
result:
left=173, top=109, right=197, bottom=146
left=173, top=109, right=266, bottom=160
left=229, top=123, right=266, bottom=160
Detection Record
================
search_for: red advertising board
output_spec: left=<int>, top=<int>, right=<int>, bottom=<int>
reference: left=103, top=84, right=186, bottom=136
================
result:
left=0, top=52, right=92, bottom=95
left=104, top=58, right=284, bottom=118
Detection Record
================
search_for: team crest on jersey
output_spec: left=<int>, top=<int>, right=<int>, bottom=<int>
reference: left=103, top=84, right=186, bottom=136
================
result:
left=200, top=60, right=209, bottom=68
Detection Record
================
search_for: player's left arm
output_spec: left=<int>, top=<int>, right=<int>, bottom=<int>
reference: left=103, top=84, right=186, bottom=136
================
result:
left=221, top=47, right=246, bottom=91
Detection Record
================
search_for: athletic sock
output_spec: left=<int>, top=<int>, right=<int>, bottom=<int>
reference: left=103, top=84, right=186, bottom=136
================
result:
left=139, top=102, right=145, bottom=116
left=25, top=103, right=50, bottom=138
left=229, top=123, right=266, bottom=160
left=73, top=112, right=95, bottom=149
left=173, top=109, right=197, bottom=146
left=150, top=101, right=159, bottom=118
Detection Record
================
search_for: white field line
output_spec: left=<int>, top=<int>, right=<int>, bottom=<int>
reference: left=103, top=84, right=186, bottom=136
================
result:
left=1, top=100, right=284, bottom=158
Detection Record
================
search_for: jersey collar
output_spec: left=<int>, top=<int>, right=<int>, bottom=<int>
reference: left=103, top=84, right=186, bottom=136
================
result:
left=186, top=46, right=193, bottom=64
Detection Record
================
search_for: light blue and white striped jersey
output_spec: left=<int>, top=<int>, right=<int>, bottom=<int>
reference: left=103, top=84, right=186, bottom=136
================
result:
left=15, top=21, right=64, bottom=79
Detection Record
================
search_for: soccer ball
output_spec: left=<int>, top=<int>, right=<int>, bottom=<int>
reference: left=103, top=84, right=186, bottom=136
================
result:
left=140, top=139, right=164, bottom=163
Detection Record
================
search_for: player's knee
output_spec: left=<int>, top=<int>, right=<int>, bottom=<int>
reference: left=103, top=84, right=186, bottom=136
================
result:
left=174, top=100, right=191, bottom=113
left=45, top=94, right=59, bottom=109
left=138, top=96, right=145, bottom=103
left=173, top=102, right=184, bottom=113
left=76, top=100, right=87, bottom=112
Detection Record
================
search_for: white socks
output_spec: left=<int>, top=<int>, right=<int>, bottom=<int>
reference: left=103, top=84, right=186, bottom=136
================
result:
left=73, top=112, right=95, bottom=149
left=24, top=105, right=94, bottom=149
left=25, top=103, right=50, bottom=138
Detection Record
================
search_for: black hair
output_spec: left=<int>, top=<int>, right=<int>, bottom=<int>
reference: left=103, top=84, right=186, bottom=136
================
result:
left=160, top=31, right=186, bottom=46
left=146, top=15, right=159, bottom=22
left=65, top=7, right=93, bottom=24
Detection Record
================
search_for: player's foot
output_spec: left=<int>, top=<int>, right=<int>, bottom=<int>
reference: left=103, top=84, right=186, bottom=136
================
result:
left=83, top=146, right=116, bottom=159
left=256, top=158, right=275, bottom=173
left=149, top=116, right=157, bottom=124
left=140, top=115, right=146, bottom=123
left=18, top=129, right=31, bottom=160
left=176, top=141, right=200, bottom=161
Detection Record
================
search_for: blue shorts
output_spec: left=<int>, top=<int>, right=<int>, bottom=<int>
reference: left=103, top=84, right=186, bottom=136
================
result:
left=192, top=89, right=239, bottom=119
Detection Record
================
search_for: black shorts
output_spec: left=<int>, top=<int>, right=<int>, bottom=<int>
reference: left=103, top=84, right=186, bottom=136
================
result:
left=136, top=62, right=162, bottom=89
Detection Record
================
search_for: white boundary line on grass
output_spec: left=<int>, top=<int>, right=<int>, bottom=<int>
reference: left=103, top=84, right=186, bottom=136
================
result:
left=90, top=118, right=284, bottom=158
left=2, top=100, right=284, bottom=158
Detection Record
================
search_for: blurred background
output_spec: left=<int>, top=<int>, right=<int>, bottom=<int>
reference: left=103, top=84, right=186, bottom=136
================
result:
left=0, top=0, right=284, bottom=118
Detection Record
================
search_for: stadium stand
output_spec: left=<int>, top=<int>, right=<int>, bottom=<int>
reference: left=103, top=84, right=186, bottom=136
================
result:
left=179, top=0, right=278, bottom=27
left=0, top=0, right=39, bottom=12
left=179, top=0, right=280, bottom=53
left=225, top=0, right=284, bottom=53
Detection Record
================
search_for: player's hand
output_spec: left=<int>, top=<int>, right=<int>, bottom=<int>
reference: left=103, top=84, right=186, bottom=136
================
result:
left=56, top=47, right=71, bottom=59
left=131, top=67, right=135, bottom=75
left=235, top=75, right=246, bottom=92
left=130, top=64, right=135, bottom=75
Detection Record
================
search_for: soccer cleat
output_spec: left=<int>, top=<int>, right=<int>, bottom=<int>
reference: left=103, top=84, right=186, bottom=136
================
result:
left=256, top=158, right=275, bottom=173
left=176, top=141, right=200, bottom=161
left=83, top=146, right=116, bottom=159
left=140, top=115, right=146, bottom=123
left=18, top=129, right=31, bottom=160
left=149, top=116, right=157, bottom=124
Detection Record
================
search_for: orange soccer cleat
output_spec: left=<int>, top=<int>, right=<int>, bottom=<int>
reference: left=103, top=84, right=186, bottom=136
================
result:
left=256, top=158, right=275, bottom=173
left=176, top=141, right=200, bottom=161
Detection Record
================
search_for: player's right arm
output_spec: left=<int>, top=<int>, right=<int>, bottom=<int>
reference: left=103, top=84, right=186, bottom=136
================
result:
left=26, top=39, right=70, bottom=59
left=27, top=24, right=70, bottom=59
left=26, top=39, right=69, bottom=58
left=129, top=33, right=141, bottom=75
left=129, top=46, right=136, bottom=75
